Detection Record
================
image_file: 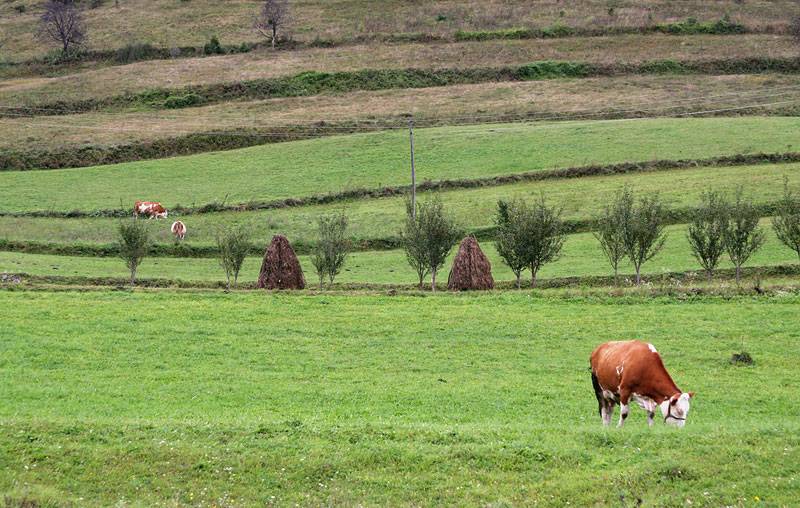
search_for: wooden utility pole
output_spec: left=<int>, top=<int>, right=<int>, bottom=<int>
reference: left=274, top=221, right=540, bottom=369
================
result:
left=409, top=118, right=416, bottom=219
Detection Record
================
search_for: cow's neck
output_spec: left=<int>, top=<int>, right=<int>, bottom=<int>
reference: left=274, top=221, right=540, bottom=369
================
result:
left=647, top=377, right=681, bottom=403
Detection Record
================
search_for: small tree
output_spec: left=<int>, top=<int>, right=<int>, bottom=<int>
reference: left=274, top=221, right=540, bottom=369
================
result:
left=118, top=219, right=149, bottom=287
left=724, top=188, right=765, bottom=283
left=311, top=212, right=351, bottom=288
left=254, top=0, right=289, bottom=49
left=496, top=199, right=528, bottom=289
left=38, top=0, right=86, bottom=57
left=594, top=186, right=633, bottom=285
left=623, top=192, right=667, bottom=285
left=521, top=195, right=566, bottom=288
left=401, top=199, right=429, bottom=289
left=773, top=178, right=800, bottom=261
left=402, top=196, right=461, bottom=291
left=687, top=190, right=730, bottom=282
left=216, top=225, right=251, bottom=290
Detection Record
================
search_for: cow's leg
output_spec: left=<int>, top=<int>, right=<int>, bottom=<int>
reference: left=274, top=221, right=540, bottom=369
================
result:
left=617, top=389, right=631, bottom=428
left=647, top=411, right=655, bottom=427
left=602, top=400, right=614, bottom=426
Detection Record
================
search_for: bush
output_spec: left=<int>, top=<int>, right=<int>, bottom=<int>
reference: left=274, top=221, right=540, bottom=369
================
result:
left=773, top=178, right=800, bottom=261
left=401, top=195, right=462, bottom=291
left=687, top=190, right=730, bottom=281
left=203, top=36, right=223, bottom=55
left=13, top=4, right=26, bottom=13
left=594, top=186, right=632, bottom=285
left=115, top=42, right=160, bottom=63
left=623, top=191, right=667, bottom=285
left=311, top=212, right=351, bottom=288
left=216, top=224, right=251, bottom=290
left=163, top=93, right=201, bottom=109
left=724, top=187, right=765, bottom=283
left=117, top=219, right=150, bottom=287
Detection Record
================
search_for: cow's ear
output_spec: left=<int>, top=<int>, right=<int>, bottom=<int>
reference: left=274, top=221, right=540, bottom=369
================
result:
left=687, top=391, right=695, bottom=399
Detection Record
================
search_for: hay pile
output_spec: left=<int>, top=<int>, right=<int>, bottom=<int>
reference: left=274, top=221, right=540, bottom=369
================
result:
left=257, top=235, right=305, bottom=290
left=447, top=236, right=494, bottom=291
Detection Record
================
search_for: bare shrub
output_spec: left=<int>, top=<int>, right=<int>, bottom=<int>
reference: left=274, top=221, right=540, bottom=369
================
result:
left=254, top=0, right=289, bottom=49
left=38, top=0, right=86, bottom=56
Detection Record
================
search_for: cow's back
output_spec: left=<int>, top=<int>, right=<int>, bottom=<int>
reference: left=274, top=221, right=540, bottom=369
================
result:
left=590, top=340, right=653, bottom=394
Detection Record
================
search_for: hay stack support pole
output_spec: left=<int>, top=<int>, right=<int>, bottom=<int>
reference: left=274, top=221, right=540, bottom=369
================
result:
left=409, top=118, right=416, bottom=219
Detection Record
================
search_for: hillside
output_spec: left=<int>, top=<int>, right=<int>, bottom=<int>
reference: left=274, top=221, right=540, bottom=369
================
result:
left=3, top=1, right=800, bottom=506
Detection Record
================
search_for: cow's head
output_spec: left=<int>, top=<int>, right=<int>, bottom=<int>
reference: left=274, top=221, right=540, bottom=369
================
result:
left=660, top=392, right=694, bottom=427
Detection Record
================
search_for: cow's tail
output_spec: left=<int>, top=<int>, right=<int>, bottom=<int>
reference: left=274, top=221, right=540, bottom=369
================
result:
left=591, top=370, right=603, bottom=416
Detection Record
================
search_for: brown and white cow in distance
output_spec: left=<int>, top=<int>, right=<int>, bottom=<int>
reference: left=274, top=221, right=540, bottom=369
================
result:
left=134, top=201, right=168, bottom=219
left=171, top=220, right=186, bottom=241
left=590, top=340, right=695, bottom=428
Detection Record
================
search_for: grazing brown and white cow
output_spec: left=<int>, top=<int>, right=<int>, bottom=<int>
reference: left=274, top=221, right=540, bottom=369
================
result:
left=590, top=340, right=695, bottom=428
left=133, top=200, right=168, bottom=219
left=171, top=220, right=186, bottom=241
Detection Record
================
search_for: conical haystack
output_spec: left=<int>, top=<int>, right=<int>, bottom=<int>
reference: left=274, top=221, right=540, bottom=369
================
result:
left=447, top=236, right=494, bottom=291
left=257, top=235, right=305, bottom=290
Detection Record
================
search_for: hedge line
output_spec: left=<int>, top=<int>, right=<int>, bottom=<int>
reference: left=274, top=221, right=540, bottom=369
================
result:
left=2, top=152, right=796, bottom=218
left=453, top=17, right=749, bottom=41
left=0, top=202, right=783, bottom=258
left=0, top=18, right=776, bottom=77
left=3, top=264, right=799, bottom=292
left=6, top=56, right=800, bottom=118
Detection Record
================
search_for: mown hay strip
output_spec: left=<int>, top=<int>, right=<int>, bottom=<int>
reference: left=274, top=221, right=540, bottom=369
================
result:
left=6, top=57, right=800, bottom=118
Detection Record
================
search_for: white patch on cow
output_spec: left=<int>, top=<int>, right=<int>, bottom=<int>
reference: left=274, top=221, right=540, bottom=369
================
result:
left=615, top=362, right=624, bottom=376
left=648, top=343, right=658, bottom=353
left=660, top=393, right=692, bottom=428
left=602, top=389, right=615, bottom=400
left=617, top=403, right=629, bottom=428
left=631, top=393, right=657, bottom=413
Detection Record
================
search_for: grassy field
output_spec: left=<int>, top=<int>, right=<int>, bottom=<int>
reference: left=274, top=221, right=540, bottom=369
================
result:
left=2, top=221, right=797, bottom=286
left=2, top=117, right=799, bottom=213
left=2, top=161, right=797, bottom=251
left=3, top=74, right=799, bottom=153
left=1, top=290, right=798, bottom=505
left=1, top=34, right=791, bottom=107
left=0, top=0, right=792, bottom=60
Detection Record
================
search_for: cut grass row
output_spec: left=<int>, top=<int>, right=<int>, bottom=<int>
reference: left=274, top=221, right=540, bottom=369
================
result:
left=2, top=161, right=798, bottom=250
left=2, top=117, right=799, bottom=213
left=1, top=34, right=791, bottom=108
left=2, top=222, right=797, bottom=286
left=3, top=73, right=799, bottom=166
left=8, top=56, right=800, bottom=118
left=1, top=290, right=798, bottom=505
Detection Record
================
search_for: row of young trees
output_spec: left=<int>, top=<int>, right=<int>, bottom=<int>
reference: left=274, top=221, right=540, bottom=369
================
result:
left=117, top=211, right=350, bottom=289
left=398, top=181, right=800, bottom=290
left=116, top=181, right=800, bottom=290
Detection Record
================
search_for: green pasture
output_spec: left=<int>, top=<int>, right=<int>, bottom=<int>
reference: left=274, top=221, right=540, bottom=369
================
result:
left=2, top=221, right=797, bottom=285
left=1, top=291, right=798, bottom=506
left=2, top=161, right=797, bottom=248
left=2, top=117, right=799, bottom=213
